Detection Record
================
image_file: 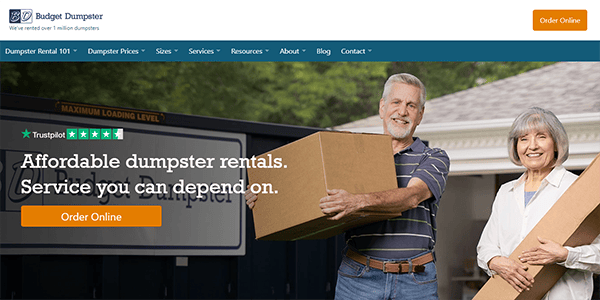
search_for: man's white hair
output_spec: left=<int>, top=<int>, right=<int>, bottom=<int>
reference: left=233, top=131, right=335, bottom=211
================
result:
left=382, top=73, right=426, bottom=110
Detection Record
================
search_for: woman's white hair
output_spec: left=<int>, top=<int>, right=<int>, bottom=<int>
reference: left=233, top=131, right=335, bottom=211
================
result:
left=508, top=107, right=569, bottom=167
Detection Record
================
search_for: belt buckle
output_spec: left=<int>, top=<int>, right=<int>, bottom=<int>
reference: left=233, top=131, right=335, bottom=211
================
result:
left=383, top=261, right=408, bottom=273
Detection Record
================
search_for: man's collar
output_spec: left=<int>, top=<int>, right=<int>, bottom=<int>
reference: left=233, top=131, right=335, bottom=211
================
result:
left=397, top=137, right=425, bottom=154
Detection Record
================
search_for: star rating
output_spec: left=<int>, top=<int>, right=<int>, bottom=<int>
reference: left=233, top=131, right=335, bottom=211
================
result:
left=113, top=128, right=123, bottom=140
left=22, top=129, right=31, bottom=138
left=66, top=128, right=123, bottom=140
left=67, top=129, right=78, bottom=140
left=101, top=129, right=112, bottom=139
left=78, top=129, right=89, bottom=140
left=90, top=129, right=100, bottom=140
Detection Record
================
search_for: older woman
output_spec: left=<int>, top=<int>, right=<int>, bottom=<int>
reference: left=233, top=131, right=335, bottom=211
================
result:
left=477, top=107, right=600, bottom=299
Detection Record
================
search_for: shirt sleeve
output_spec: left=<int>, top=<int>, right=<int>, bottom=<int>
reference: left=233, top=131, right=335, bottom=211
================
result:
left=558, top=234, right=600, bottom=273
left=411, top=148, right=449, bottom=202
left=477, top=188, right=505, bottom=276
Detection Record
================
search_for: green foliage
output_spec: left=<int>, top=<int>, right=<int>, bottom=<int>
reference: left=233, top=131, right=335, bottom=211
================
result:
left=1, top=62, right=265, bottom=121
left=249, top=62, right=388, bottom=127
left=1, top=61, right=555, bottom=128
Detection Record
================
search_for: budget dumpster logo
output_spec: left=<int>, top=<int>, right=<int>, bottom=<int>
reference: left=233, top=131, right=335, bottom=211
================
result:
left=20, top=128, right=124, bottom=140
left=9, top=9, right=33, bottom=24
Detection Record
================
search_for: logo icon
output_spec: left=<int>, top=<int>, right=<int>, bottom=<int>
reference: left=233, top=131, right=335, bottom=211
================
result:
left=21, top=129, right=31, bottom=138
left=9, top=9, right=33, bottom=24
left=1, top=150, right=44, bottom=210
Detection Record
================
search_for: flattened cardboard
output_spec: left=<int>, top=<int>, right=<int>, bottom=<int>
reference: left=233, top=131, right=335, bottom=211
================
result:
left=248, top=131, right=399, bottom=241
left=474, top=153, right=600, bottom=300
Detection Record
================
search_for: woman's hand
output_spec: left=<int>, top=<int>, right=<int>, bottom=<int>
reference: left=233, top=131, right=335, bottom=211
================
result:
left=519, top=236, right=568, bottom=265
left=488, top=256, right=535, bottom=293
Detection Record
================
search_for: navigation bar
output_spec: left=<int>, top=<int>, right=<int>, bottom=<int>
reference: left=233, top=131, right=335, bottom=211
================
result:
left=1, top=41, right=599, bottom=61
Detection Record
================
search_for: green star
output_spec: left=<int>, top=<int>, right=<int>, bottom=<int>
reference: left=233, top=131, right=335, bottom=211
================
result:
left=22, top=129, right=31, bottom=138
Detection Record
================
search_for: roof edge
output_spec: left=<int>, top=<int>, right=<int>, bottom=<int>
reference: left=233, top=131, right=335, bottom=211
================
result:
left=416, top=112, right=600, bottom=133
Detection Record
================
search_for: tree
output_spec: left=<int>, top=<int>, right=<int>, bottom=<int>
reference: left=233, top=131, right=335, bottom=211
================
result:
left=1, top=61, right=555, bottom=128
left=250, top=62, right=388, bottom=127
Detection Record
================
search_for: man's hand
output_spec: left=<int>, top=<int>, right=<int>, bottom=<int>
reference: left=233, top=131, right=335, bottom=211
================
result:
left=245, top=186, right=258, bottom=209
left=488, top=256, right=534, bottom=293
left=519, top=237, right=568, bottom=265
left=319, top=189, right=365, bottom=220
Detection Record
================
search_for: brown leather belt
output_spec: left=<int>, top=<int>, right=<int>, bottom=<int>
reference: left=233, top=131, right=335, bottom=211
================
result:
left=346, top=249, right=433, bottom=273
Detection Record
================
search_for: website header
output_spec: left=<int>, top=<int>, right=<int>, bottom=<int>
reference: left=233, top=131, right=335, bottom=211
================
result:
left=1, top=1, right=598, bottom=41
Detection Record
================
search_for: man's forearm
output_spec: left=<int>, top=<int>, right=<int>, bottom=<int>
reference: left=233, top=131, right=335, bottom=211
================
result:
left=319, top=177, right=432, bottom=220
left=359, top=178, right=432, bottom=214
left=359, top=188, right=421, bottom=214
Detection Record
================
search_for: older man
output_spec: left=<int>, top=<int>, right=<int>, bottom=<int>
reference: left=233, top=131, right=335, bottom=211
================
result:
left=246, top=73, right=449, bottom=300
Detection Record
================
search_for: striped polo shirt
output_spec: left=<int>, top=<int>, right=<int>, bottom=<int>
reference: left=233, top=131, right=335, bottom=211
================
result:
left=345, top=137, right=450, bottom=259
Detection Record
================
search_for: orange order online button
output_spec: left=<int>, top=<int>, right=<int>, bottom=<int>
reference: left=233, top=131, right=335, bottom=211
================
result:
left=21, top=205, right=162, bottom=227
left=533, top=10, right=587, bottom=31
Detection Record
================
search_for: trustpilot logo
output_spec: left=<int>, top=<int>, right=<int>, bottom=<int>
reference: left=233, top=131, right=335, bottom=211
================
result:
left=9, top=9, right=33, bottom=24
left=17, top=128, right=123, bottom=140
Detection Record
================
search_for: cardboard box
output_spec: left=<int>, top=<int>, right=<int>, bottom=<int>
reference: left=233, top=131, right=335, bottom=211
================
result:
left=473, top=153, right=600, bottom=300
left=247, top=131, right=399, bottom=241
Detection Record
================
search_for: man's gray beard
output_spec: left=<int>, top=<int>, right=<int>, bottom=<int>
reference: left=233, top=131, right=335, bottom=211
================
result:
left=386, top=119, right=411, bottom=139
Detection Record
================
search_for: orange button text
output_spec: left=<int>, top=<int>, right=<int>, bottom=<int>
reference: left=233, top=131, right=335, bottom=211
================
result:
left=533, top=10, right=587, bottom=31
left=21, top=205, right=162, bottom=227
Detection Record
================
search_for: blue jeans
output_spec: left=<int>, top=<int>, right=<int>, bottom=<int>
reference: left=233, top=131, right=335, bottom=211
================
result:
left=335, top=250, right=438, bottom=300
